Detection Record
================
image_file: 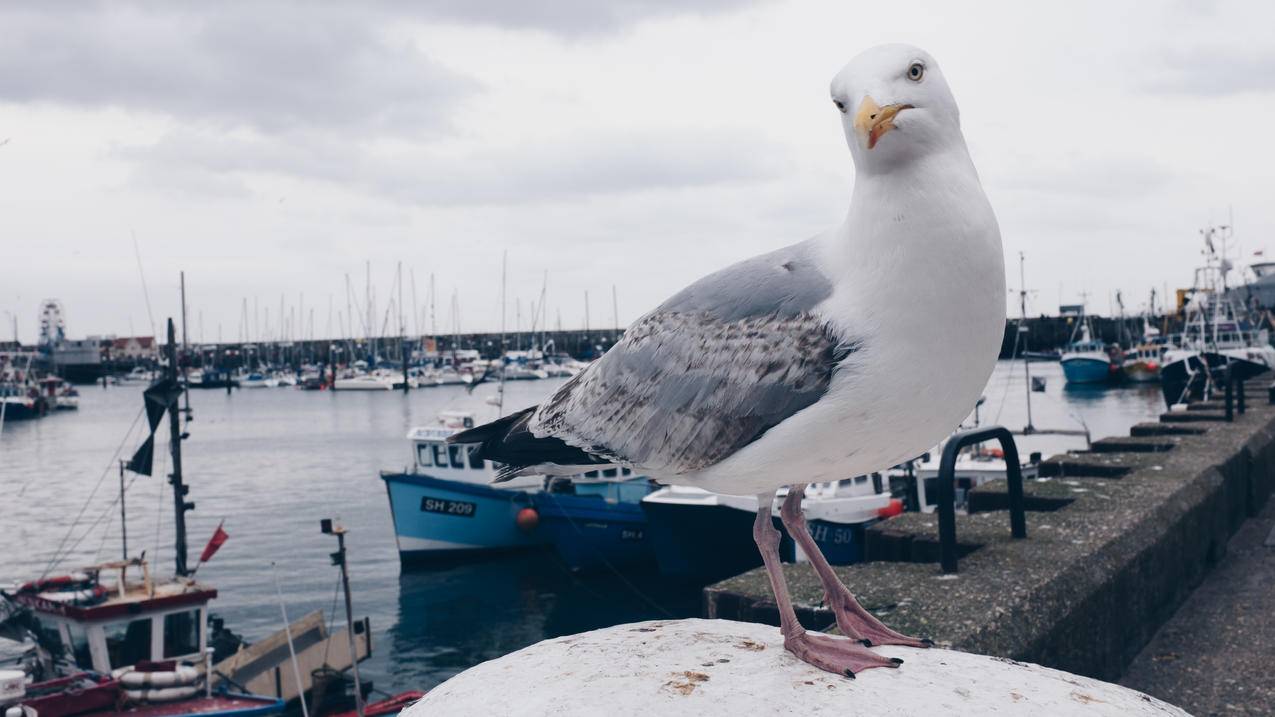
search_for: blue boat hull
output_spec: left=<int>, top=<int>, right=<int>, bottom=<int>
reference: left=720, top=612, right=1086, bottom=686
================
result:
left=534, top=489, right=654, bottom=572
left=1061, top=357, right=1111, bottom=384
left=381, top=472, right=548, bottom=566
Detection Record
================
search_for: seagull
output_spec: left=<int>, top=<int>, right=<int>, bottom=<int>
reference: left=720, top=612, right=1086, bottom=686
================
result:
left=451, top=43, right=1005, bottom=677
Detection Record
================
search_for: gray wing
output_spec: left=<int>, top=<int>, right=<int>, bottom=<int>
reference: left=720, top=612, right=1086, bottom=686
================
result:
left=531, top=238, right=858, bottom=475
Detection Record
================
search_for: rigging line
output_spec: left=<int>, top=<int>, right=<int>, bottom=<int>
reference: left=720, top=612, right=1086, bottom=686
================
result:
left=59, top=471, right=144, bottom=571
left=40, top=406, right=146, bottom=579
left=132, top=231, right=158, bottom=340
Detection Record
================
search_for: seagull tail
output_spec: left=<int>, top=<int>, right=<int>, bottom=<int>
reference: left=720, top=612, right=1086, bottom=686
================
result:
left=448, top=405, right=610, bottom=483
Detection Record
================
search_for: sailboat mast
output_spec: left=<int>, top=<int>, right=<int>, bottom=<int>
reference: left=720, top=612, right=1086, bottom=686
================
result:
left=1018, top=253, right=1034, bottom=433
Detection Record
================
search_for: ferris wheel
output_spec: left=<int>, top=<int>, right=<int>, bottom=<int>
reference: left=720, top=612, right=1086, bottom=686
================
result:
left=39, top=298, right=66, bottom=347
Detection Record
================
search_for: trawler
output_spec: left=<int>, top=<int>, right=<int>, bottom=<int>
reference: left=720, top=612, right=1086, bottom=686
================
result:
left=1161, top=225, right=1275, bottom=405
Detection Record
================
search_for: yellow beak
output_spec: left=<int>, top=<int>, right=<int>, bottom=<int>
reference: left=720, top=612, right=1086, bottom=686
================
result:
left=853, top=96, right=912, bottom=150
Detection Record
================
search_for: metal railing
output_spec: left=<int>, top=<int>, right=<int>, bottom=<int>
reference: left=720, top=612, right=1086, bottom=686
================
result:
left=936, top=426, right=1027, bottom=574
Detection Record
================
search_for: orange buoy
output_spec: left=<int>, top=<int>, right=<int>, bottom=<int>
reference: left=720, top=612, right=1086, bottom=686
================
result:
left=515, top=507, right=540, bottom=533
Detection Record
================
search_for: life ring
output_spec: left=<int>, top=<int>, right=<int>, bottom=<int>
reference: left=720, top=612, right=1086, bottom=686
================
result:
left=122, top=685, right=201, bottom=703
left=18, top=573, right=91, bottom=594
left=35, top=585, right=108, bottom=605
left=119, top=664, right=200, bottom=688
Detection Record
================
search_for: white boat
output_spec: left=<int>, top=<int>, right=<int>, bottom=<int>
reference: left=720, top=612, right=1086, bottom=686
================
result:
left=333, top=370, right=403, bottom=391
left=239, top=372, right=279, bottom=389
left=118, top=366, right=156, bottom=384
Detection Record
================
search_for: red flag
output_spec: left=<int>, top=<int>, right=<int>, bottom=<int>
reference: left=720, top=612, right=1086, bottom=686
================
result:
left=199, top=521, right=229, bottom=563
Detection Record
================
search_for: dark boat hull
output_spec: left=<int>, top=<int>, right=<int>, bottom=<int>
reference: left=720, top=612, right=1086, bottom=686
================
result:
left=1161, top=352, right=1269, bottom=406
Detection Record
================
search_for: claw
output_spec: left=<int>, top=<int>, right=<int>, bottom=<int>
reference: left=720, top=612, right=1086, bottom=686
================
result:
left=843, top=669, right=856, bottom=679
left=921, top=638, right=935, bottom=647
left=890, top=657, right=904, bottom=665
left=860, top=639, right=873, bottom=647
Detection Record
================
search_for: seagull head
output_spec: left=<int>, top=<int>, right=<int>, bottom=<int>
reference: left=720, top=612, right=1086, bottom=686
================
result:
left=829, top=44, right=962, bottom=169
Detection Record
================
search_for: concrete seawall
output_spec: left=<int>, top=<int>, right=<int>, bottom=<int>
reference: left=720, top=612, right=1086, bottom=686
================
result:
left=703, top=379, right=1275, bottom=683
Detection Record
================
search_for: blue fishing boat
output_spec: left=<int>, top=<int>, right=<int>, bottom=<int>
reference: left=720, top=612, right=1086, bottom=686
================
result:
left=533, top=477, right=658, bottom=572
left=381, top=411, right=653, bottom=567
left=1060, top=316, right=1114, bottom=384
left=381, top=412, right=549, bottom=566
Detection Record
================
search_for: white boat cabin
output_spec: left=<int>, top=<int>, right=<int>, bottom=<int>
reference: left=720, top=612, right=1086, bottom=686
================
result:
left=408, top=411, right=635, bottom=487
left=14, top=560, right=212, bottom=675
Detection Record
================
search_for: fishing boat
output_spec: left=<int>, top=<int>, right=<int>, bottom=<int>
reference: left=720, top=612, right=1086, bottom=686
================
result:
left=380, top=411, right=651, bottom=566
left=380, top=411, right=550, bottom=564
left=37, top=377, right=79, bottom=410
left=640, top=481, right=895, bottom=581
left=2, top=560, right=285, bottom=717
left=532, top=476, right=658, bottom=572
left=1161, top=225, right=1275, bottom=405
left=1122, top=338, right=1166, bottom=383
left=1, top=319, right=369, bottom=717
left=1060, top=316, right=1115, bottom=384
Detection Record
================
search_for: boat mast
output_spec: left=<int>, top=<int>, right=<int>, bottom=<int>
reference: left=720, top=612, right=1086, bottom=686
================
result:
left=165, top=318, right=192, bottom=577
left=1014, top=252, right=1035, bottom=428
left=118, top=460, right=129, bottom=560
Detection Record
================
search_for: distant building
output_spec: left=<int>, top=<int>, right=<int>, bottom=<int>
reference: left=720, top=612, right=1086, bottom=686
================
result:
left=111, top=336, right=158, bottom=359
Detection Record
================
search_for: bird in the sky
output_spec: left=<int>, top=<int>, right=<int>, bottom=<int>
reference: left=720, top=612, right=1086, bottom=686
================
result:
left=452, top=43, right=1005, bottom=677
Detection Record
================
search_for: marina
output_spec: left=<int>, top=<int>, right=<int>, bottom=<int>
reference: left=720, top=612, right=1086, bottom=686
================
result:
left=1, top=358, right=1165, bottom=696
left=5, top=4, right=1275, bottom=713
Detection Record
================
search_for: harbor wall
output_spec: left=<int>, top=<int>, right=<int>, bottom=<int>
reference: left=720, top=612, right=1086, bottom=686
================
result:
left=702, top=380, right=1275, bottom=682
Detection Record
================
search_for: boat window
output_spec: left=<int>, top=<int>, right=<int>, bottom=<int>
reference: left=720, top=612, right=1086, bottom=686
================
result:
left=66, top=622, right=92, bottom=669
left=163, top=610, right=201, bottom=658
left=602, top=468, right=618, bottom=478
left=584, top=470, right=599, bottom=479
left=432, top=444, right=448, bottom=467
left=448, top=445, right=466, bottom=469
left=621, top=467, right=631, bottom=476
left=416, top=444, right=432, bottom=467
left=103, top=617, right=153, bottom=669
left=467, top=446, right=484, bottom=469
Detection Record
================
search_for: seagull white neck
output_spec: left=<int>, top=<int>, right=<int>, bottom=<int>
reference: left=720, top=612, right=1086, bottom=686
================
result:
left=820, top=141, right=1005, bottom=348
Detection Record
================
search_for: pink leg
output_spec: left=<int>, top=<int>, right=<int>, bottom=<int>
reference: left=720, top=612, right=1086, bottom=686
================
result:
left=779, top=484, right=932, bottom=648
left=752, top=490, right=902, bottom=677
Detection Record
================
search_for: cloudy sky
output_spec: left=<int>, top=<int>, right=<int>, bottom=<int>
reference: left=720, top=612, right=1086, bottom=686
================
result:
left=2, top=0, right=1272, bottom=343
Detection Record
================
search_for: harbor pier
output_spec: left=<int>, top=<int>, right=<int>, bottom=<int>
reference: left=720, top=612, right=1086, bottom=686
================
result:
left=703, top=378, right=1275, bottom=714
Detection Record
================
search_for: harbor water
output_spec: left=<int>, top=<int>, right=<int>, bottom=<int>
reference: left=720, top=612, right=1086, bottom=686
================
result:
left=0, top=360, right=1165, bottom=692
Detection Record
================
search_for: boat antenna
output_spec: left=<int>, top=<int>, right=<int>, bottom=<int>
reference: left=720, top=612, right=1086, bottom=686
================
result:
left=1018, top=252, right=1035, bottom=433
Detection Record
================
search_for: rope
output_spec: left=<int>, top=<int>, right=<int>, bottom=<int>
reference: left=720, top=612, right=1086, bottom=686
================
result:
left=40, top=407, right=146, bottom=578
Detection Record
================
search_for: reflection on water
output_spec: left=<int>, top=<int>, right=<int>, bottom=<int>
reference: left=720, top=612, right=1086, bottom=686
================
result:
left=385, top=556, right=699, bottom=688
left=1, top=360, right=1164, bottom=692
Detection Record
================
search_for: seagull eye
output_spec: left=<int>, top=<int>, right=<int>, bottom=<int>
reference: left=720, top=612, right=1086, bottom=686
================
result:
left=906, top=62, right=925, bottom=82
left=833, top=98, right=846, bottom=113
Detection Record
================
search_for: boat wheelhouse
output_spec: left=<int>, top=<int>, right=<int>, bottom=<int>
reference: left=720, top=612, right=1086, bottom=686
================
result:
left=13, top=561, right=215, bottom=678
